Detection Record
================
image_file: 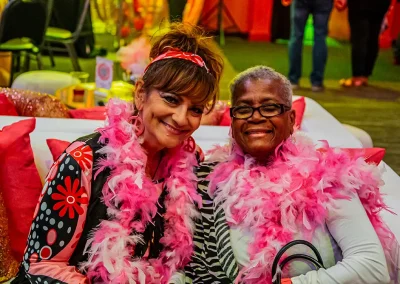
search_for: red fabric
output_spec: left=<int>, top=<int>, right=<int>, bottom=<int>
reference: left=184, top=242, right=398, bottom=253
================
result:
left=218, top=97, right=306, bottom=128
left=292, top=96, right=305, bottom=129
left=69, top=106, right=106, bottom=120
left=0, top=118, right=42, bottom=260
left=342, top=148, right=386, bottom=165
left=144, top=49, right=209, bottom=73
left=219, top=107, right=231, bottom=126
left=0, top=93, right=18, bottom=116
left=46, top=139, right=70, bottom=161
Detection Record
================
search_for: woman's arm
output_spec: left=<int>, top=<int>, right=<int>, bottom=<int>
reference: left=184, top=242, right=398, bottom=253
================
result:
left=21, top=142, right=93, bottom=283
left=291, top=192, right=390, bottom=284
left=169, top=271, right=188, bottom=284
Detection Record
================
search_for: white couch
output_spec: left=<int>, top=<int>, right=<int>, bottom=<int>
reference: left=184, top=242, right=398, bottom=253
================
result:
left=1, top=98, right=399, bottom=242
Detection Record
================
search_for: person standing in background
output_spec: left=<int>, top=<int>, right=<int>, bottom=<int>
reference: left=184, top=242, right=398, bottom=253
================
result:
left=284, top=0, right=333, bottom=92
left=340, top=0, right=391, bottom=87
left=394, top=33, right=400, bottom=65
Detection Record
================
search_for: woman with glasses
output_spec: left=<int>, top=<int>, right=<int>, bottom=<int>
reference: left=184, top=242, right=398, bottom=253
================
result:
left=13, top=23, right=224, bottom=284
left=176, top=66, right=397, bottom=284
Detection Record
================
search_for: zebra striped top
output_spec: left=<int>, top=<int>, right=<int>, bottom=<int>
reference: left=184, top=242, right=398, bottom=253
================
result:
left=183, top=162, right=239, bottom=284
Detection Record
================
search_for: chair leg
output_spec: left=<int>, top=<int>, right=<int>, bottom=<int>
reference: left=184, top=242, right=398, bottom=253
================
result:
left=15, top=52, right=21, bottom=72
left=23, top=52, right=30, bottom=72
left=65, top=43, right=81, bottom=71
left=36, top=53, right=43, bottom=70
left=47, top=43, right=56, bottom=67
left=9, top=53, right=16, bottom=87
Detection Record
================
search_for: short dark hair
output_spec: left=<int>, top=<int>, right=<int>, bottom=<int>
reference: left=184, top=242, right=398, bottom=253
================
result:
left=230, top=66, right=293, bottom=107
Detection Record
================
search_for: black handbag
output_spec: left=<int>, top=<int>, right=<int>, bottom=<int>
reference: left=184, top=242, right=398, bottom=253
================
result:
left=271, top=240, right=326, bottom=284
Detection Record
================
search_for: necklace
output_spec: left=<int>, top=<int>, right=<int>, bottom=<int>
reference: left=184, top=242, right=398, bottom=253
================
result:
left=150, top=151, right=163, bottom=180
left=81, top=99, right=202, bottom=284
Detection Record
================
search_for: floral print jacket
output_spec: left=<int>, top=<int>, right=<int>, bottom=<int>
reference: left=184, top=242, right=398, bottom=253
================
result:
left=14, top=133, right=109, bottom=284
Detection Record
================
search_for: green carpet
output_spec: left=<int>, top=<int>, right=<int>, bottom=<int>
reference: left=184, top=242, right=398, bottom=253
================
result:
left=220, top=37, right=400, bottom=174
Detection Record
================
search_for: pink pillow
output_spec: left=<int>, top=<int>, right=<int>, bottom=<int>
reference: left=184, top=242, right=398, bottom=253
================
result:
left=218, top=97, right=306, bottom=128
left=69, top=106, right=106, bottom=120
left=342, top=148, right=386, bottom=165
left=0, top=118, right=42, bottom=260
left=0, top=93, right=18, bottom=116
left=46, top=139, right=70, bottom=161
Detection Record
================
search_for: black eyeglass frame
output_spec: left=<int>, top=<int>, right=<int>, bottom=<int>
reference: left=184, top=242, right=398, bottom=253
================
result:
left=230, top=104, right=291, bottom=119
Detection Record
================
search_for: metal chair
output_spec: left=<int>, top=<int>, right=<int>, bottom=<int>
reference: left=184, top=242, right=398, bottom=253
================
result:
left=0, top=0, right=48, bottom=85
left=44, top=0, right=90, bottom=71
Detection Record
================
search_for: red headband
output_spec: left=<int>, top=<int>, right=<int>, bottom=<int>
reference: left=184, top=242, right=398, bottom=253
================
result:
left=143, top=49, right=209, bottom=74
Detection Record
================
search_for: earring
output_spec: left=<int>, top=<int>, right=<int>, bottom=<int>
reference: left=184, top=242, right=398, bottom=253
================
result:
left=290, top=133, right=296, bottom=143
left=183, top=136, right=196, bottom=153
left=129, top=115, right=145, bottom=137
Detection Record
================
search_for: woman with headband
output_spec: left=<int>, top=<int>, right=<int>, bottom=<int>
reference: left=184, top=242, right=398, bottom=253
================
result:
left=13, top=23, right=224, bottom=284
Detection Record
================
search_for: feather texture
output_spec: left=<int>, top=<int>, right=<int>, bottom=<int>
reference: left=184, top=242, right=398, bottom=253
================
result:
left=79, top=99, right=200, bottom=283
left=207, top=132, right=398, bottom=283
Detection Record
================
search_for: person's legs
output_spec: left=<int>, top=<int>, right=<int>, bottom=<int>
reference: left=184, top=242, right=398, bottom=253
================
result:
left=394, top=33, right=400, bottom=65
left=310, top=0, right=333, bottom=87
left=288, top=0, right=310, bottom=85
left=365, top=1, right=391, bottom=76
left=347, top=2, right=370, bottom=77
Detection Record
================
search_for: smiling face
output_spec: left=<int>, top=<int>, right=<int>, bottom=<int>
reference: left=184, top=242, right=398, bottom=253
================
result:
left=231, top=78, right=295, bottom=161
left=135, top=80, right=205, bottom=152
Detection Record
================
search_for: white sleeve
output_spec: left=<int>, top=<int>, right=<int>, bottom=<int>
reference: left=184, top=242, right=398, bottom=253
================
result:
left=169, top=271, right=188, bottom=284
left=291, top=192, right=390, bottom=284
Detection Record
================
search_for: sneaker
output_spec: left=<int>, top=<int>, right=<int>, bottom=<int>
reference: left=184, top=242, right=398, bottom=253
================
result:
left=311, top=85, right=324, bottom=92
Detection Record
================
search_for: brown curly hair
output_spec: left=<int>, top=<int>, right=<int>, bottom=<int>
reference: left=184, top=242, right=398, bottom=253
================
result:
left=142, top=23, right=224, bottom=112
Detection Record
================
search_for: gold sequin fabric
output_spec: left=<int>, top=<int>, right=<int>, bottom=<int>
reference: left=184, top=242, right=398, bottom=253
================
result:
left=0, top=190, right=19, bottom=282
left=0, top=88, right=70, bottom=118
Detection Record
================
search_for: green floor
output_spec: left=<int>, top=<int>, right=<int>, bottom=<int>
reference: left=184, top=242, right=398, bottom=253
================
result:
left=21, top=34, right=400, bottom=174
left=219, top=37, right=400, bottom=174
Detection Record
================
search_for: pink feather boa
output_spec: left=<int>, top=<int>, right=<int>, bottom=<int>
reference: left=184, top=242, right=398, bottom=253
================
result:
left=79, top=99, right=201, bottom=283
left=207, top=133, right=398, bottom=283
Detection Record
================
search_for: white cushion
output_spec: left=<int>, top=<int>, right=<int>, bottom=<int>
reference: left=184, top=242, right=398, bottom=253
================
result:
left=11, top=71, right=80, bottom=95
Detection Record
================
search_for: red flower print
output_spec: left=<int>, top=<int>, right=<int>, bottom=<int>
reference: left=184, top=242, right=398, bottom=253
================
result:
left=68, top=144, right=93, bottom=172
left=51, top=176, right=88, bottom=219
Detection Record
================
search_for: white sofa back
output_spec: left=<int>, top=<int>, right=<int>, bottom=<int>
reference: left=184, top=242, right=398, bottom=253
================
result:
left=1, top=97, right=399, bottom=243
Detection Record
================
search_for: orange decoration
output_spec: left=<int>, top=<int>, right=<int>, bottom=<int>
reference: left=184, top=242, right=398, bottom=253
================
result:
left=133, top=17, right=145, bottom=31
left=121, top=25, right=130, bottom=38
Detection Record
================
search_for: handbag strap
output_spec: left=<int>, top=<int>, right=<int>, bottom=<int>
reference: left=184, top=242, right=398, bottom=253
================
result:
left=272, top=240, right=325, bottom=284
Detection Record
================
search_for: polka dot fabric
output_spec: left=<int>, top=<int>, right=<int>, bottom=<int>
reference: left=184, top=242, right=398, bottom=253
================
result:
left=20, top=142, right=92, bottom=283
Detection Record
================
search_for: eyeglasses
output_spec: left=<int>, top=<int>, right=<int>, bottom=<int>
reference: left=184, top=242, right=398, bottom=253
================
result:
left=230, top=104, right=291, bottom=119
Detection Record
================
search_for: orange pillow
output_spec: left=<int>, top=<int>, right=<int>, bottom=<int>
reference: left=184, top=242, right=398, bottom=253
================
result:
left=46, top=138, right=70, bottom=161
left=0, top=190, right=19, bottom=281
left=0, top=88, right=70, bottom=118
left=0, top=93, right=18, bottom=116
left=0, top=118, right=42, bottom=261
